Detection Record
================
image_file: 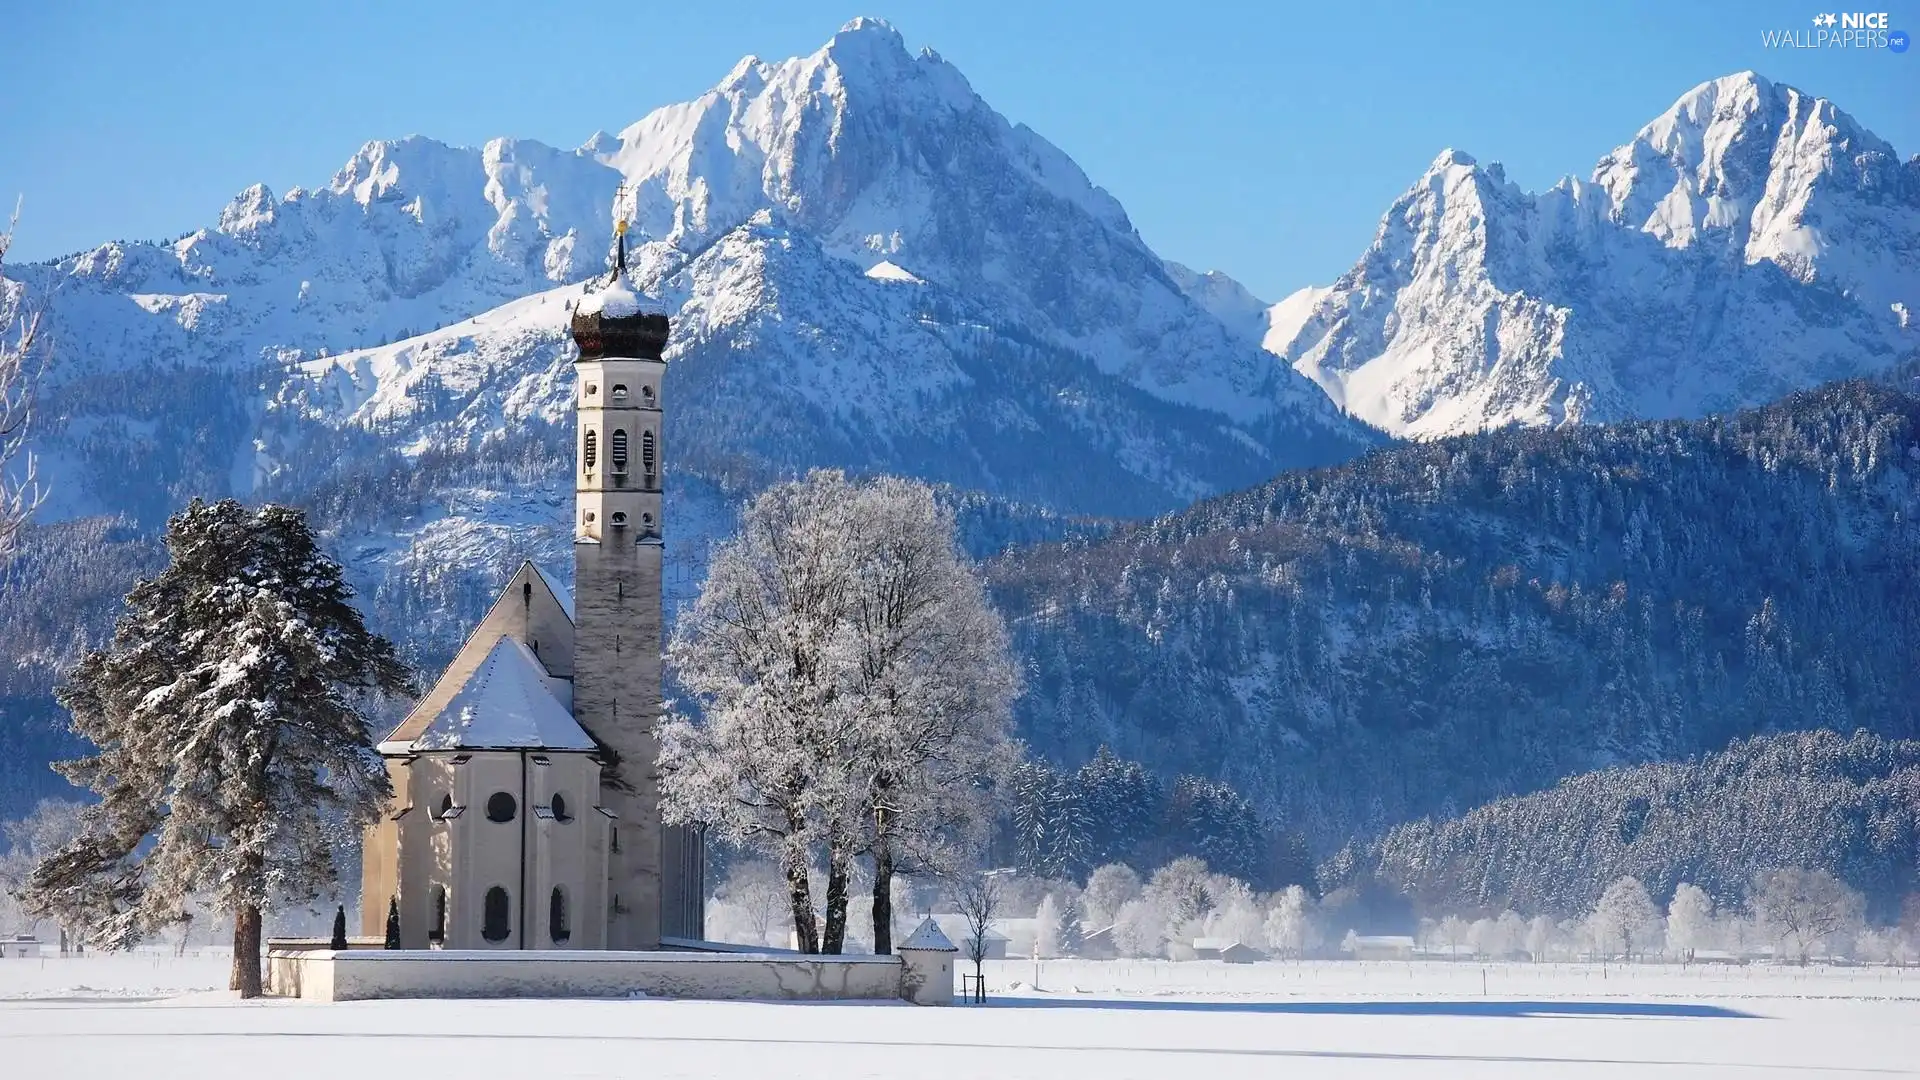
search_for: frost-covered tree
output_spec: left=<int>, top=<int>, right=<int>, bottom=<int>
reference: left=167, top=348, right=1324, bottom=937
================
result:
left=1470, top=911, right=1526, bottom=958
left=659, top=471, right=1018, bottom=955
left=1524, top=914, right=1556, bottom=961
left=1204, top=891, right=1265, bottom=949
left=19, top=500, right=410, bottom=996
left=1111, top=895, right=1173, bottom=958
left=1263, top=884, right=1314, bottom=958
left=1588, top=876, right=1662, bottom=960
left=1752, top=868, right=1864, bottom=964
left=0, top=200, right=41, bottom=563
left=1146, top=856, right=1216, bottom=924
left=1082, top=862, right=1142, bottom=927
left=0, top=799, right=85, bottom=936
left=1034, top=893, right=1061, bottom=958
left=1437, top=914, right=1471, bottom=958
left=1666, top=883, right=1715, bottom=960
left=714, top=859, right=791, bottom=947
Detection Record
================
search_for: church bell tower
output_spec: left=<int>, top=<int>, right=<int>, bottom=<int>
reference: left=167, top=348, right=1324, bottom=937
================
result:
left=569, top=217, right=703, bottom=948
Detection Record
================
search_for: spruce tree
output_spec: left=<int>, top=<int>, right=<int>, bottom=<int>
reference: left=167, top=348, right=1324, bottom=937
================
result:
left=384, top=896, right=401, bottom=949
left=330, top=905, right=349, bottom=951
left=20, top=499, right=412, bottom=996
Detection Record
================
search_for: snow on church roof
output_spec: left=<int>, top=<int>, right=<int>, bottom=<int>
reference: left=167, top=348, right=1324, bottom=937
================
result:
left=529, top=562, right=575, bottom=623
left=405, top=636, right=596, bottom=752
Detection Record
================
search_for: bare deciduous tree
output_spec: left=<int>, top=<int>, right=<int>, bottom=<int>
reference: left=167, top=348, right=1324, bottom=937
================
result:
left=0, top=198, right=43, bottom=561
left=950, top=869, right=1003, bottom=998
left=1752, top=867, right=1864, bottom=964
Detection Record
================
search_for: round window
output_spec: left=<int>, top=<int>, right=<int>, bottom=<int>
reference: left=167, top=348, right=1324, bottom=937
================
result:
left=551, top=792, right=572, bottom=823
left=486, top=792, right=517, bottom=823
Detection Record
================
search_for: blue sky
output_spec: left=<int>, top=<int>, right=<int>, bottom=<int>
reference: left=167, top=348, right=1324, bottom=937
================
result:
left=2, top=0, right=1913, bottom=301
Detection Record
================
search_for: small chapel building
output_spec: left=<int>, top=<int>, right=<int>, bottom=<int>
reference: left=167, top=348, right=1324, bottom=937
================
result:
left=360, top=226, right=704, bottom=951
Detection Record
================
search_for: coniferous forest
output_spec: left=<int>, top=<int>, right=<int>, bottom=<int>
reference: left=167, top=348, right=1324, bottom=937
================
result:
left=992, top=376, right=1920, bottom=855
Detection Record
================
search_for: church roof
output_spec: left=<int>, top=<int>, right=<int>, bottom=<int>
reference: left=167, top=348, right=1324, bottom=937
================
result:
left=529, top=562, right=575, bottom=623
left=404, top=636, right=596, bottom=753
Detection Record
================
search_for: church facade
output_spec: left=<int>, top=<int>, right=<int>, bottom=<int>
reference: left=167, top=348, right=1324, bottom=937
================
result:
left=360, top=252, right=704, bottom=950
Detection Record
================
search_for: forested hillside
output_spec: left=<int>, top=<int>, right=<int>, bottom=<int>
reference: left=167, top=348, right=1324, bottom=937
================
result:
left=1326, top=730, right=1920, bottom=922
left=992, top=378, right=1920, bottom=848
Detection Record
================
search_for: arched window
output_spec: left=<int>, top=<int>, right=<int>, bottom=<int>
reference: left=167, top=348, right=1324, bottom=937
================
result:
left=436, top=793, right=454, bottom=821
left=610, top=430, right=629, bottom=474
left=610, top=511, right=628, bottom=529
left=486, top=792, right=517, bottom=823
left=612, top=384, right=628, bottom=402
left=551, top=792, right=572, bottom=823
left=583, top=429, right=598, bottom=471
left=482, top=887, right=511, bottom=943
left=550, top=887, right=570, bottom=945
left=430, top=885, right=447, bottom=943
left=641, top=430, right=656, bottom=481
left=642, top=385, right=656, bottom=406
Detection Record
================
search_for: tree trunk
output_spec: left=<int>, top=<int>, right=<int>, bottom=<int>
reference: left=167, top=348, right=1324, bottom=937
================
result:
left=232, top=904, right=263, bottom=998
left=821, top=847, right=850, bottom=955
left=782, top=842, right=819, bottom=954
left=871, top=834, right=895, bottom=955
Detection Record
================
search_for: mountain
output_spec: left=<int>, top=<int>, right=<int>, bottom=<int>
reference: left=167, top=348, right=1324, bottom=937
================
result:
left=1329, top=730, right=1920, bottom=923
left=0, top=19, right=1375, bottom=817
left=989, top=376, right=1920, bottom=849
left=1269, top=73, right=1920, bottom=438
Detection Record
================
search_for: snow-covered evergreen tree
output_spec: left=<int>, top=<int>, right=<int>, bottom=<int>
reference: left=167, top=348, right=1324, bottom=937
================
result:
left=19, top=499, right=411, bottom=995
left=1054, top=891, right=1086, bottom=956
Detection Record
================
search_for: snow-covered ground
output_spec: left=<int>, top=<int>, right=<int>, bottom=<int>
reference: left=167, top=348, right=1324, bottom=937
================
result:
left=2, top=954, right=1915, bottom=1078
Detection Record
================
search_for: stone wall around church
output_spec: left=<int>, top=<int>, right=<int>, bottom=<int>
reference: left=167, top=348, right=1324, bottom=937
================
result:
left=265, top=949, right=943, bottom=1004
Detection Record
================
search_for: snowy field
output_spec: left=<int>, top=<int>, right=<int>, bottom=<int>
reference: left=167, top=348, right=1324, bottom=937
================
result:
left=3, top=953, right=1917, bottom=1079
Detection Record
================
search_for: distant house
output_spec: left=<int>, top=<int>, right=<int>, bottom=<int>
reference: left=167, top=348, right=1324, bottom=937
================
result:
left=1191, top=937, right=1231, bottom=960
left=0, top=936, right=42, bottom=959
left=1344, top=934, right=1416, bottom=960
left=931, top=915, right=1009, bottom=960
left=1192, top=938, right=1265, bottom=963
left=1079, top=925, right=1119, bottom=960
left=1219, top=943, right=1266, bottom=964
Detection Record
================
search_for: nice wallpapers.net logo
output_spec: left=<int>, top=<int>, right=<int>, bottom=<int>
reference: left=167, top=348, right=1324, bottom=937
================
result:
left=1761, top=12, right=1910, bottom=50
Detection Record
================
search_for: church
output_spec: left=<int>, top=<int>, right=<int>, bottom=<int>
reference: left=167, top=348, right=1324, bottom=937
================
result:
left=359, top=223, right=704, bottom=950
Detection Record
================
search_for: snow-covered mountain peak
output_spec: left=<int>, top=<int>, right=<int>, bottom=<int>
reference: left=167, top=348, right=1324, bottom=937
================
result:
left=1272, top=71, right=1918, bottom=439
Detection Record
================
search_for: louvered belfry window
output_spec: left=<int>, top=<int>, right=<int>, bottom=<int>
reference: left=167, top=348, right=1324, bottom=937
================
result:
left=583, top=429, right=598, bottom=471
left=642, top=429, right=657, bottom=481
left=611, top=429, right=629, bottom=473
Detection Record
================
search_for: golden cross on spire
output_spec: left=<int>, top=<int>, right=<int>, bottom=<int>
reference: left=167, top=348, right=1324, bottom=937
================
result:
left=612, top=183, right=631, bottom=275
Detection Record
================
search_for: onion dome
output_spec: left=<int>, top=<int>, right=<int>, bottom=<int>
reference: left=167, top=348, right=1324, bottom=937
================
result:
left=571, top=220, right=670, bottom=361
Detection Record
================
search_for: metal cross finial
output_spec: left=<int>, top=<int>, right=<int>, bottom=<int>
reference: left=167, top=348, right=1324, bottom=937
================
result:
left=612, top=183, right=632, bottom=276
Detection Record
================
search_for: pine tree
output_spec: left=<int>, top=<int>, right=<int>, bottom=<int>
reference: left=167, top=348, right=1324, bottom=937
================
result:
left=384, top=896, right=401, bottom=949
left=330, top=905, right=349, bottom=951
left=20, top=499, right=412, bottom=996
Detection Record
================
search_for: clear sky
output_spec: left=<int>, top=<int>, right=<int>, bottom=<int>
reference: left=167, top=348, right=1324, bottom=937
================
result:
left=2, top=0, right=1914, bottom=301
